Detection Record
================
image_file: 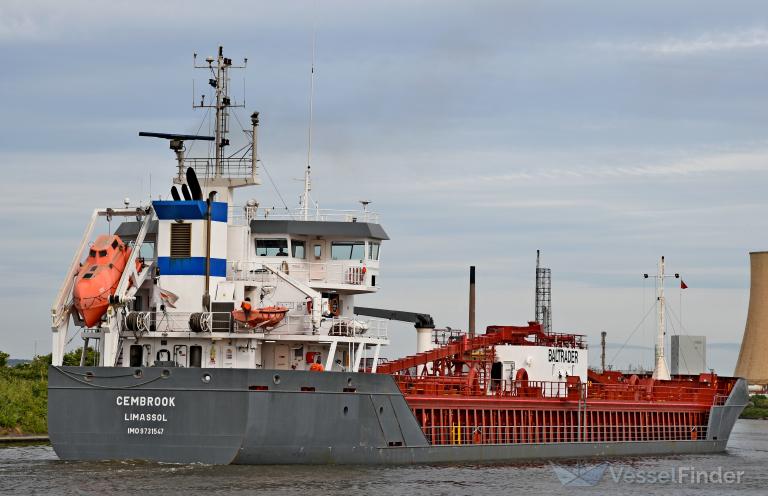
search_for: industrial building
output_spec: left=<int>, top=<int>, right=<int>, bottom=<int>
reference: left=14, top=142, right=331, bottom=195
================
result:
left=671, top=335, right=707, bottom=376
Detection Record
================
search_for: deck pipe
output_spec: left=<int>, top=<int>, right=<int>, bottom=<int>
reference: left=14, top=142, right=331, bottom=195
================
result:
left=202, top=191, right=216, bottom=311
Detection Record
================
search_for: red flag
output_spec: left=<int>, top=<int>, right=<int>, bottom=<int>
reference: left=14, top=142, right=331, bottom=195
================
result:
left=680, top=280, right=688, bottom=289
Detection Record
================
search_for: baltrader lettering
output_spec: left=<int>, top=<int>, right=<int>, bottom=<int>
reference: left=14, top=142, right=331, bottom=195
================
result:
left=116, top=396, right=176, bottom=407
left=548, top=349, right=579, bottom=364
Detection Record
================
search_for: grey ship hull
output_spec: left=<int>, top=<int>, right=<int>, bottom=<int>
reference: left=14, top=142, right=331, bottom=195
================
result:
left=48, top=366, right=749, bottom=465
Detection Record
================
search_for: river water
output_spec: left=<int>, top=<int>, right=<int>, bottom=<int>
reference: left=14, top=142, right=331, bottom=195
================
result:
left=1, top=420, right=766, bottom=495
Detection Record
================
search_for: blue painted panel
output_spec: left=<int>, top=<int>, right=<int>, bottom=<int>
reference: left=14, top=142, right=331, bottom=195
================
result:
left=157, top=257, right=227, bottom=277
left=153, top=201, right=228, bottom=222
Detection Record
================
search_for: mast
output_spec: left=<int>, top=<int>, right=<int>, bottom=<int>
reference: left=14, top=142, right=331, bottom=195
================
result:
left=214, top=46, right=227, bottom=177
left=191, top=46, right=257, bottom=196
left=654, top=256, right=671, bottom=380
left=301, top=31, right=316, bottom=220
left=535, top=250, right=552, bottom=333
left=644, top=256, right=680, bottom=380
left=535, top=250, right=540, bottom=322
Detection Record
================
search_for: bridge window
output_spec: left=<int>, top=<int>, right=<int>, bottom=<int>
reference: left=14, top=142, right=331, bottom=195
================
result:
left=256, top=238, right=288, bottom=257
left=331, top=241, right=365, bottom=260
left=291, top=240, right=306, bottom=259
left=369, top=242, right=380, bottom=260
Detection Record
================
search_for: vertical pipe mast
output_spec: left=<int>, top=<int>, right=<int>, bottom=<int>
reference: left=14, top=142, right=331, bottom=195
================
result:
left=535, top=250, right=540, bottom=323
left=302, top=32, right=316, bottom=220
left=250, top=112, right=259, bottom=182
left=600, top=331, right=607, bottom=372
left=643, top=256, right=680, bottom=380
left=214, top=46, right=228, bottom=177
left=654, top=256, right=671, bottom=379
left=468, top=266, right=476, bottom=339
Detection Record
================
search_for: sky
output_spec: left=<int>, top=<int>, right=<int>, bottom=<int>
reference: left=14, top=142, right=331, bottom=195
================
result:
left=1, top=0, right=768, bottom=374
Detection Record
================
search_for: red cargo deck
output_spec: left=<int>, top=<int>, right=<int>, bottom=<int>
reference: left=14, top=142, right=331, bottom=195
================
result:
left=378, top=322, right=736, bottom=446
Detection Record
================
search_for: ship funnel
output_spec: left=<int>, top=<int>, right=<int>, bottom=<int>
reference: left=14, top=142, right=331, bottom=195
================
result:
left=735, top=252, right=768, bottom=385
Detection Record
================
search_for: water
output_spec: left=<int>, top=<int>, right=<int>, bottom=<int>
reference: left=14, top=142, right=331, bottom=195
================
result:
left=1, top=420, right=766, bottom=495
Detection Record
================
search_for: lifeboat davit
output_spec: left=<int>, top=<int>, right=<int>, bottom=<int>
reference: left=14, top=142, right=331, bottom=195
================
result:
left=73, top=234, right=132, bottom=327
left=232, top=306, right=289, bottom=329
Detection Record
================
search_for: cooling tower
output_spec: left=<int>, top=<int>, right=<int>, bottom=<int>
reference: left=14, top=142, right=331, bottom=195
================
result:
left=735, top=251, right=768, bottom=385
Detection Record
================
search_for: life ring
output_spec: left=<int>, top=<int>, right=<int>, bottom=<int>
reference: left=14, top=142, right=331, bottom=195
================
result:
left=362, top=266, right=367, bottom=274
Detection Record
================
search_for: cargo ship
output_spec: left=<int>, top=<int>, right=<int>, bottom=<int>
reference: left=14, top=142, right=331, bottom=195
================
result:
left=48, top=47, right=748, bottom=464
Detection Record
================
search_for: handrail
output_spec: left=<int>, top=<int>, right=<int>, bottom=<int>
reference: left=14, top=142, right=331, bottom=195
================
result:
left=421, top=424, right=709, bottom=445
left=394, top=376, right=732, bottom=405
left=184, top=156, right=255, bottom=179
left=378, top=322, right=584, bottom=374
left=229, top=205, right=380, bottom=225
left=119, top=310, right=388, bottom=340
left=228, top=260, right=373, bottom=286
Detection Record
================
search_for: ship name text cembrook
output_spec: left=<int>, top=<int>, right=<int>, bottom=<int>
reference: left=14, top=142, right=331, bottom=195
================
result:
left=116, top=396, right=176, bottom=407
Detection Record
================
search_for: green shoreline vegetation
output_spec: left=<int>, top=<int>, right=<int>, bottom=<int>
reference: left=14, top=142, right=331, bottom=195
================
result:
left=741, top=394, right=768, bottom=420
left=1, top=349, right=767, bottom=435
left=0, top=348, right=95, bottom=435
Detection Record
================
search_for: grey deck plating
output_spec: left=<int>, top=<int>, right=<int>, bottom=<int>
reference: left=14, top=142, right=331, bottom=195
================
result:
left=48, top=367, right=748, bottom=465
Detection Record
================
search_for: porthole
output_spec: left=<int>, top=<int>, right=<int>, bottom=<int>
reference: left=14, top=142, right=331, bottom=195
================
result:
left=133, top=369, right=143, bottom=378
left=201, top=373, right=212, bottom=384
left=273, top=374, right=281, bottom=385
left=343, top=406, right=349, bottom=415
left=161, top=369, right=171, bottom=378
left=379, top=406, right=384, bottom=415
left=84, top=371, right=94, bottom=382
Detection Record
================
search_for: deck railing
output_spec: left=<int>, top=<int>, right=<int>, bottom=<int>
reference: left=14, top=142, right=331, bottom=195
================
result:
left=267, top=315, right=388, bottom=340
left=229, top=205, right=379, bottom=226
left=121, top=310, right=388, bottom=340
left=227, top=260, right=373, bottom=286
left=395, top=377, right=725, bottom=404
left=421, top=424, right=709, bottom=446
left=184, top=157, right=255, bottom=180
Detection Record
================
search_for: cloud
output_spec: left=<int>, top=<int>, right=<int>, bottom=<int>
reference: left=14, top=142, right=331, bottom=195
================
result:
left=2, top=1, right=767, bottom=365
left=392, top=146, right=768, bottom=194
left=598, top=28, right=768, bottom=55
left=0, top=10, right=43, bottom=42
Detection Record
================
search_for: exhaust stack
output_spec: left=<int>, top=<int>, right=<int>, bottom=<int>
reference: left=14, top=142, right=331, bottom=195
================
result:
left=469, top=266, right=476, bottom=339
left=601, top=331, right=607, bottom=372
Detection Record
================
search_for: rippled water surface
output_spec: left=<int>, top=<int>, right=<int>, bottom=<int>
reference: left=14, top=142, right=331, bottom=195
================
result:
left=1, top=420, right=766, bottom=495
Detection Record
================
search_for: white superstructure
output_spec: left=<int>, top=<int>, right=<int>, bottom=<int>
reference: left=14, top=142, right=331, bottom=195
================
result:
left=50, top=46, right=389, bottom=373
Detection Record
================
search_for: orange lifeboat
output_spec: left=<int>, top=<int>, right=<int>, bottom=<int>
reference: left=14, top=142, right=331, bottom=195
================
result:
left=232, top=305, right=289, bottom=329
left=73, top=234, right=132, bottom=327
